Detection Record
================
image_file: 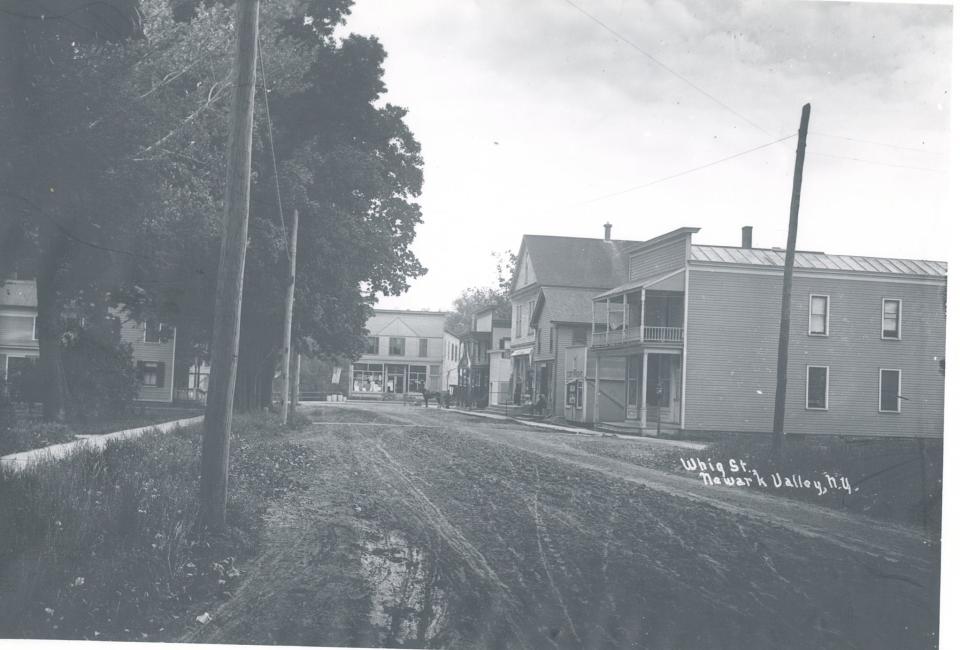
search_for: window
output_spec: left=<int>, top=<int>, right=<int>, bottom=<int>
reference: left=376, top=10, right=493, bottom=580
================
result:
left=536, top=329, right=541, bottom=354
left=879, top=369, right=901, bottom=413
left=389, top=337, right=405, bottom=356
left=809, top=295, right=829, bottom=336
left=418, top=338, right=428, bottom=357
left=806, top=366, right=828, bottom=410
left=499, top=337, right=508, bottom=350
left=572, top=328, right=587, bottom=346
left=882, top=299, right=901, bottom=340
left=515, top=305, right=523, bottom=337
left=0, top=315, right=37, bottom=344
left=549, top=327, right=554, bottom=353
left=137, top=361, right=165, bottom=388
left=353, top=363, right=384, bottom=392
left=527, top=300, right=536, bottom=334
left=364, top=336, right=379, bottom=354
left=408, top=365, right=427, bottom=392
left=144, top=320, right=172, bottom=343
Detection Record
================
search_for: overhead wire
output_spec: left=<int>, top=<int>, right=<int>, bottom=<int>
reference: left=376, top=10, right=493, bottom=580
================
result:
left=573, top=133, right=797, bottom=205
left=561, top=0, right=773, bottom=137
left=256, top=34, right=289, bottom=260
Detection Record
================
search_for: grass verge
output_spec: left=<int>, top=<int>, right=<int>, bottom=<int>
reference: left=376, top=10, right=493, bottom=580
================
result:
left=0, top=409, right=315, bottom=641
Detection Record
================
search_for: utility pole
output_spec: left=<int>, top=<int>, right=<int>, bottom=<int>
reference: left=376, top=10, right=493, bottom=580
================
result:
left=280, top=208, right=299, bottom=425
left=772, top=103, right=811, bottom=463
left=291, top=352, right=301, bottom=413
left=199, top=0, right=260, bottom=531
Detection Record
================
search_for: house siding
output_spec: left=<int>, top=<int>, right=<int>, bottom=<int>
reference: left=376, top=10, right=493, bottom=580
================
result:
left=120, top=320, right=176, bottom=402
left=629, top=239, right=687, bottom=282
left=684, top=268, right=946, bottom=437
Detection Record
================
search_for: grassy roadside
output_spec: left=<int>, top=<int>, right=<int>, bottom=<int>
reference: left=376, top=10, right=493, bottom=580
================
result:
left=0, top=406, right=204, bottom=456
left=0, top=410, right=316, bottom=642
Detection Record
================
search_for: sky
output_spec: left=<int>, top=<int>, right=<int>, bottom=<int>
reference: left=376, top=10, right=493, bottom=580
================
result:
left=341, top=0, right=953, bottom=311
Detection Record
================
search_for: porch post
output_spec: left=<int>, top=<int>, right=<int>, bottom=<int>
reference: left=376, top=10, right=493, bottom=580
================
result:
left=605, top=298, right=610, bottom=346
left=640, top=350, right=649, bottom=428
left=593, top=356, right=601, bottom=424
left=591, top=301, right=596, bottom=345
left=639, top=287, right=646, bottom=343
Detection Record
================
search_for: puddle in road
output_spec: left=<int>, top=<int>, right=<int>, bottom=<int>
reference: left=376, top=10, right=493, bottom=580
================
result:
left=359, top=529, right=450, bottom=648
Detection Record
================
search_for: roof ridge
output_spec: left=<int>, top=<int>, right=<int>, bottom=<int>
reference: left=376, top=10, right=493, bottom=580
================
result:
left=692, top=243, right=946, bottom=265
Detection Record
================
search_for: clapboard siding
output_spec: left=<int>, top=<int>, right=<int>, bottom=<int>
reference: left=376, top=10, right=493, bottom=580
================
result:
left=121, top=320, right=176, bottom=402
left=684, top=268, right=945, bottom=437
left=629, top=239, right=687, bottom=282
left=0, top=312, right=36, bottom=349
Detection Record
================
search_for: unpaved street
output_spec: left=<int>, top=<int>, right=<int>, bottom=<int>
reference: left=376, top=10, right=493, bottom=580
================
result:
left=186, top=403, right=939, bottom=649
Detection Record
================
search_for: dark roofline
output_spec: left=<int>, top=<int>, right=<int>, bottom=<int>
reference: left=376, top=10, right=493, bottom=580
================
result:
left=374, top=308, right=450, bottom=316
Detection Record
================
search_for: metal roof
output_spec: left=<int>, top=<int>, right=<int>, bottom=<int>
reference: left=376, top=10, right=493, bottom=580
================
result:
left=690, top=245, right=946, bottom=277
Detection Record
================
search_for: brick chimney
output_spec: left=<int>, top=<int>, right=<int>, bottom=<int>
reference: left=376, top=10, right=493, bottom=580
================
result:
left=741, top=226, right=753, bottom=249
left=603, top=222, right=612, bottom=241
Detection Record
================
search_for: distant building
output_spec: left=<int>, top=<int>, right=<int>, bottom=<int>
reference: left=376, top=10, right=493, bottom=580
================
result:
left=349, top=309, right=448, bottom=398
left=0, top=279, right=177, bottom=402
left=454, top=305, right=512, bottom=407
left=588, top=226, right=947, bottom=438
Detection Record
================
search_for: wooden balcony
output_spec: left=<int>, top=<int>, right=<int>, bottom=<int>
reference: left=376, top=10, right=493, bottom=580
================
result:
left=590, top=326, right=683, bottom=348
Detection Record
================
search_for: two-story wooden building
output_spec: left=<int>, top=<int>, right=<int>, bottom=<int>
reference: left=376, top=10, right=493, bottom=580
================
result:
left=509, top=224, right=642, bottom=414
left=348, top=309, right=448, bottom=398
left=588, top=226, right=946, bottom=438
left=0, top=279, right=177, bottom=402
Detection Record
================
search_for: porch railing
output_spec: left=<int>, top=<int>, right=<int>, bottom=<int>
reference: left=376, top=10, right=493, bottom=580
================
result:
left=643, top=326, right=684, bottom=343
left=591, top=326, right=683, bottom=347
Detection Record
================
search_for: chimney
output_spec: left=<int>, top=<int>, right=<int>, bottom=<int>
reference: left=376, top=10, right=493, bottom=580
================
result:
left=741, top=226, right=753, bottom=249
left=603, top=222, right=612, bottom=241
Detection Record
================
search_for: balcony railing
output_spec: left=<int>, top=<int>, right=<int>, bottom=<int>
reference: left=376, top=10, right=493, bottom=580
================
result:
left=591, top=326, right=683, bottom=347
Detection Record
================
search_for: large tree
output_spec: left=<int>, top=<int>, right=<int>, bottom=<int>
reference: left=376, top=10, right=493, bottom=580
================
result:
left=0, top=0, right=426, bottom=415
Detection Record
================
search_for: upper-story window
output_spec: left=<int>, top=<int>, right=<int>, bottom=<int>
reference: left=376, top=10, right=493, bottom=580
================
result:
left=808, top=295, right=829, bottom=336
left=882, top=299, right=901, bottom=340
left=527, top=300, right=535, bottom=335
left=364, top=336, right=379, bottom=354
left=572, top=327, right=587, bottom=346
left=418, top=338, right=428, bottom=357
left=144, top=320, right=172, bottom=343
left=389, top=337, right=405, bottom=356
left=515, top=305, right=523, bottom=337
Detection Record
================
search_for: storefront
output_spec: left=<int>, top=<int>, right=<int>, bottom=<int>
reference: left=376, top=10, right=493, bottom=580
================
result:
left=351, top=362, right=434, bottom=395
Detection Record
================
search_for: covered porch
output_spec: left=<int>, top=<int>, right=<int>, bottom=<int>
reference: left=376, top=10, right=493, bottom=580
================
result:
left=590, top=269, right=686, bottom=349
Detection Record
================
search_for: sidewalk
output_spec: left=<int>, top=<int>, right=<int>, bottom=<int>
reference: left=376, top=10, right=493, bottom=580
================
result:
left=0, top=415, right=204, bottom=473
left=444, top=407, right=706, bottom=450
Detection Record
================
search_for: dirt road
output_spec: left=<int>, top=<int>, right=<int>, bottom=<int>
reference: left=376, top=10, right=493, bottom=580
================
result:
left=186, top=403, right=940, bottom=649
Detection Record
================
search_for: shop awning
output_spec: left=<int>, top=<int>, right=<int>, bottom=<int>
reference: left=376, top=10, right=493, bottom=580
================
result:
left=511, top=348, right=532, bottom=357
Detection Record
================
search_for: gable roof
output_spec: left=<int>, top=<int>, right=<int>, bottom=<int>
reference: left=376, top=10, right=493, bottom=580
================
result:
left=531, top=286, right=601, bottom=326
left=690, top=245, right=947, bottom=278
left=517, top=235, right=642, bottom=291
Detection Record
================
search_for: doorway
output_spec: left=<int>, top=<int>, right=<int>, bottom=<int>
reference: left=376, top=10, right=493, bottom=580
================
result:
left=645, top=353, right=681, bottom=425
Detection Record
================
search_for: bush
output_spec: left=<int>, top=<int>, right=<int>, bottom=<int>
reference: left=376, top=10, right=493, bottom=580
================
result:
left=62, top=329, right=141, bottom=421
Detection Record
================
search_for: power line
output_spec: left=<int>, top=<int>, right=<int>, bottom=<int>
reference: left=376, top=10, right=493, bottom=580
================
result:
left=807, top=151, right=946, bottom=174
left=573, top=133, right=796, bottom=205
left=561, top=0, right=772, bottom=137
left=809, top=131, right=946, bottom=156
left=257, top=35, right=289, bottom=259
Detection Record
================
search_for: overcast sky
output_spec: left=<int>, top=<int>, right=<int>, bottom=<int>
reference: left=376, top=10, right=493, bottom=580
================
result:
left=343, top=0, right=953, bottom=311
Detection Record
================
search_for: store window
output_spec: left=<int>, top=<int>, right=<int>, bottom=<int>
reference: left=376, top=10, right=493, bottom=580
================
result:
left=409, top=365, right=427, bottom=392
left=353, top=363, right=384, bottom=392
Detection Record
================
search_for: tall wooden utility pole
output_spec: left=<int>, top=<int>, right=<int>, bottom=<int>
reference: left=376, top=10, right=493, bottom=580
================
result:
left=772, top=103, right=811, bottom=462
left=280, top=208, right=299, bottom=425
left=199, top=0, right=260, bottom=531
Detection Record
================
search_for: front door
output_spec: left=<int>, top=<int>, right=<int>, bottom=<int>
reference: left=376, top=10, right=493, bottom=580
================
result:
left=645, top=354, right=680, bottom=425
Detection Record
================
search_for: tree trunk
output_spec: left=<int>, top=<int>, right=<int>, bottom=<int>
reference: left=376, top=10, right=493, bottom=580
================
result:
left=35, top=230, right=67, bottom=422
